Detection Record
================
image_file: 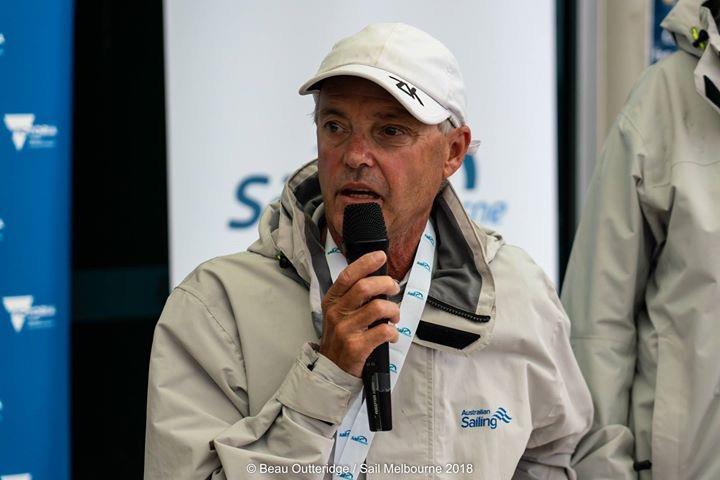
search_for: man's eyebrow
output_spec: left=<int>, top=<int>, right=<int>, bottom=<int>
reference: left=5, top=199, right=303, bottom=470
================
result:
left=317, top=107, right=347, bottom=119
left=317, top=106, right=416, bottom=122
left=373, top=109, right=416, bottom=122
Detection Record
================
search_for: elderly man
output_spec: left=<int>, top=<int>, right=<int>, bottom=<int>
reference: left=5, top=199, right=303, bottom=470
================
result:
left=145, top=23, right=592, bottom=479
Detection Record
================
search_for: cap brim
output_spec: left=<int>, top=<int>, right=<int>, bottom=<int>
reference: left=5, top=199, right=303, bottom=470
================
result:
left=299, top=64, right=451, bottom=125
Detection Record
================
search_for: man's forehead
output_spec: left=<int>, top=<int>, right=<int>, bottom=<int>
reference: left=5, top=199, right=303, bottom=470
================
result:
left=318, top=76, right=417, bottom=121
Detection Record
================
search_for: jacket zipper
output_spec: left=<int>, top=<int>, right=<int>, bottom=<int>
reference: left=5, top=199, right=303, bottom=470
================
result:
left=278, top=251, right=492, bottom=324
left=426, top=296, right=490, bottom=323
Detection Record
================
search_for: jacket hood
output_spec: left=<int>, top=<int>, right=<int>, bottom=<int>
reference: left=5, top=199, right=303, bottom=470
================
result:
left=248, top=159, right=502, bottom=334
left=662, top=0, right=715, bottom=56
left=662, top=0, right=720, bottom=116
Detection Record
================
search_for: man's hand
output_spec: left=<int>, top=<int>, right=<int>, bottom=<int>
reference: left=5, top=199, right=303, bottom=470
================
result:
left=320, top=251, right=401, bottom=377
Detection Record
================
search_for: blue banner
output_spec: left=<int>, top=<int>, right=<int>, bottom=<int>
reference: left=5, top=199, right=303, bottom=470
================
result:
left=0, top=2, right=74, bottom=479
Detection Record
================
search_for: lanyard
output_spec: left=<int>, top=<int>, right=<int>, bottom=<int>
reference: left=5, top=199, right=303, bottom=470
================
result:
left=321, top=220, right=436, bottom=479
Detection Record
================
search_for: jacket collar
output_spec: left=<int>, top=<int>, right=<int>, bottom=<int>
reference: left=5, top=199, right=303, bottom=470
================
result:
left=248, top=160, right=501, bottom=353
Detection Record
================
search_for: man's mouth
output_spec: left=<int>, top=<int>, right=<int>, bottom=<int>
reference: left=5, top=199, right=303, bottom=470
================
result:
left=341, top=189, right=381, bottom=199
left=339, top=185, right=382, bottom=200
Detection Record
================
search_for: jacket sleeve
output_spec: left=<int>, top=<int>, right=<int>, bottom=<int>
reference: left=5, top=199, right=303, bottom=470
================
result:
left=560, top=112, right=654, bottom=479
left=513, top=287, right=594, bottom=480
left=144, top=287, right=362, bottom=480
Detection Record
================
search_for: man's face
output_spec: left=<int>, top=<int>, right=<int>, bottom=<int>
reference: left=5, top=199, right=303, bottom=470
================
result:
left=316, top=76, right=462, bottom=245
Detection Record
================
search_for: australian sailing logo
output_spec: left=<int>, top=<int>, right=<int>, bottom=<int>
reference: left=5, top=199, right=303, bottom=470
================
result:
left=460, top=407, right=512, bottom=430
left=397, top=326, right=412, bottom=337
left=406, top=290, right=424, bottom=300
left=416, top=261, right=431, bottom=272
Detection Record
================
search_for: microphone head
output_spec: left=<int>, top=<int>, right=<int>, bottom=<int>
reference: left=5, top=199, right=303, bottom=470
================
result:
left=343, top=202, right=387, bottom=243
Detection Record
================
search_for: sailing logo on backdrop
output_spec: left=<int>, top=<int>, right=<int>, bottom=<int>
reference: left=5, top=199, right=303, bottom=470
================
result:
left=2, top=295, right=56, bottom=333
left=3, top=114, right=58, bottom=151
left=0, top=218, right=5, bottom=242
left=460, top=154, right=508, bottom=226
left=228, top=154, right=507, bottom=231
left=228, top=174, right=288, bottom=230
left=0, top=32, right=5, bottom=56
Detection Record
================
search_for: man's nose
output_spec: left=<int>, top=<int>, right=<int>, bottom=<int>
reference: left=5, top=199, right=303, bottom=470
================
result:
left=343, top=131, right=376, bottom=169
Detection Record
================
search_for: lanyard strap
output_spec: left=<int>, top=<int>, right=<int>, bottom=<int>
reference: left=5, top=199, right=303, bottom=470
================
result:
left=321, top=221, right=436, bottom=479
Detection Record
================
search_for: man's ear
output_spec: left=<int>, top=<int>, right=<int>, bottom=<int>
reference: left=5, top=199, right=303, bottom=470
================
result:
left=443, top=125, right=471, bottom=179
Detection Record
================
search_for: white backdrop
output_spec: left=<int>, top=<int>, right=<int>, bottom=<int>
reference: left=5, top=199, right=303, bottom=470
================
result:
left=164, top=1, right=558, bottom=287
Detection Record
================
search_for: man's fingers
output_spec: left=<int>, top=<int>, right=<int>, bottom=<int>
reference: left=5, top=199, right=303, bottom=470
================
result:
left=363, top=322, right=400, bottom=351
left=326, top=250, right=387, bottom=299
left=335, top=276, right=399, bottom=311
left=320, top=249, right=402, bottom=377
left=348, top=299, right=400, bottom=330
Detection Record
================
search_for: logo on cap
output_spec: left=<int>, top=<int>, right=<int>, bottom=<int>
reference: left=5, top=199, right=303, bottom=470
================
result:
left=389, top=76, right=424, bottom=106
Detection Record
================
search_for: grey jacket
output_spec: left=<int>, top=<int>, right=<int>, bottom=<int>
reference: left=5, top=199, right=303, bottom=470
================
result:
left=145, top=161, right=592, bottom=479
left=563, top=1, right=720, bottom=478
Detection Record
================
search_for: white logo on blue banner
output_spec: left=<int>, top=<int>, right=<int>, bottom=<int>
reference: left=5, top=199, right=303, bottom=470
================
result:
left=323, top=220, right=436, bottom=479
left=3, top=113, right=58, bottom=151
left=2, top=295, right=56, bottom=333
left=1, top=474, right=32, bottom=480
left=0, top=1, right=73, bottom=477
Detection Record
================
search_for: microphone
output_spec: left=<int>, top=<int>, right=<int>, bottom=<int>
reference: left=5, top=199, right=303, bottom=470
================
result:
left=343, top=202, right=392, bottom=432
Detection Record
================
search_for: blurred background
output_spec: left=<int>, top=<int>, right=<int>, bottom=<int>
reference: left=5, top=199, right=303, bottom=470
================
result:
left=0, top=0, right=677, bottom=478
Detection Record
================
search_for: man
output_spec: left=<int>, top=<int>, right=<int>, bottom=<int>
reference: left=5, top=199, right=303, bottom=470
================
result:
left=563, top=1, right=720, bottom=479
left=145, top=23, right=592, bottom=479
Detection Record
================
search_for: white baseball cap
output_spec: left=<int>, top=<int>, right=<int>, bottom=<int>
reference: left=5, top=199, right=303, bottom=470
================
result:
left=299, top=23, right=467, bottom=127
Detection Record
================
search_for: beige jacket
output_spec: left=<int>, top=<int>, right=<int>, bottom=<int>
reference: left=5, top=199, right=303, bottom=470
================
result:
left=145, top=161, right=592, bottom=479
left=562, top=1, right=720, bottom=478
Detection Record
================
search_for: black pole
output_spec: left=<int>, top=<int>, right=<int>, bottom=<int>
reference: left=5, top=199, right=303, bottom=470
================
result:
left=556, top=0, right=578, bottom=290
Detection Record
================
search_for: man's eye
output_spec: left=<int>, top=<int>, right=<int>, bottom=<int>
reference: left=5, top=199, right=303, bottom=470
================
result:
left=382, top=126, right=404, bottom=136
left=323, top=122, right=343, bottom=133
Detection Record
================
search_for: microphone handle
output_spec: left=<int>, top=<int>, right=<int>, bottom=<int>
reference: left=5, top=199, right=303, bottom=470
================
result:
left=345, top=238, right=392, bottom=432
